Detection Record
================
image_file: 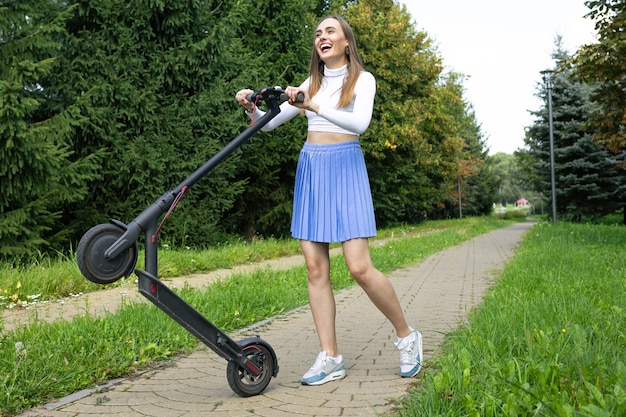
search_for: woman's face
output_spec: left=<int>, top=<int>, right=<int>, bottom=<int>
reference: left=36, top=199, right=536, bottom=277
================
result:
left=315, top=18, right=349, bottom=68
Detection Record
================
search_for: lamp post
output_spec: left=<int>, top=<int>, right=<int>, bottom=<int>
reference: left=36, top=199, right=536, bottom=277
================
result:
left=457, top=173, right=462, bottom=219
left=542, top=70, right=557, bottom=225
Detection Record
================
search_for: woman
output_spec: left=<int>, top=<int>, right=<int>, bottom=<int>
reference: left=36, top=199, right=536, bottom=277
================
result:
left=235, top=15, right=422, bottom=386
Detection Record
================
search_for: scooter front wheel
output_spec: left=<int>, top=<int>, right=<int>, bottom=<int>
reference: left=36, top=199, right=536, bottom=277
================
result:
left=76, top=223, right=138, bottom=285
left=227, top=341, right=274, bottom=397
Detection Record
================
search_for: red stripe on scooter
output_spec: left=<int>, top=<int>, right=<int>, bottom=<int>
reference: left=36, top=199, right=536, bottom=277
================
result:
left=245, top=362, right=260, bottom=374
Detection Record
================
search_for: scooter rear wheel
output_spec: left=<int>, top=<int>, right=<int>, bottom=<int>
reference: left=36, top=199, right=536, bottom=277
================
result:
left=76, top=223, right=138, bottom=285
left=226, top=342, right=274, bottom=397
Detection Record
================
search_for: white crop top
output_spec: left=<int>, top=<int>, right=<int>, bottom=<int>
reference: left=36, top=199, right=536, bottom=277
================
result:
left=247, top=65, right=376, bottom=136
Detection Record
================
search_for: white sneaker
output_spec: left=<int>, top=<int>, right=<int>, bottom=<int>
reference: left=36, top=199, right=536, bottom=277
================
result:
left=394, top=328, right=423, bottom=377
left=301, top=351, right=346, bottom=386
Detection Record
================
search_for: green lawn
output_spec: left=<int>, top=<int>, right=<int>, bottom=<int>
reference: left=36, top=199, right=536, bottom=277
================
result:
left=395, top=221, right=626, bottom=416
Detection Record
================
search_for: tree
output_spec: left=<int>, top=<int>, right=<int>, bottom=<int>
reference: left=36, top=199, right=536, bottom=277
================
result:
left=349, top=0, right=491, bottom=223
left=0, top=1, right=101, bottom=257
left=231, top=0, right=491, bottom=233
left=48, top=0, right=262, bottom=247
left=1, top=0, right=497, bottom=256
left=526, top=42, right=623, bottom=221
left=574, top=0, right=626, bottom=153
left=436, top=73, right=493, bottom=218
left=490, top=153, right=529, bottom=207
left=347, top=0, right=451, bottom=224
left=222, top=0, right=318, bottom=239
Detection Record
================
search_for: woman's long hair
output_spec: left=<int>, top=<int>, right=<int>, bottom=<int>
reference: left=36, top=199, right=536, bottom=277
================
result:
left=308, top=15, right=364, bottom=108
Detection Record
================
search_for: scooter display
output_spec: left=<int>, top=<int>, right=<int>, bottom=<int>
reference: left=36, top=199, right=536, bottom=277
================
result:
left=76, top=87, right=301, bottom=397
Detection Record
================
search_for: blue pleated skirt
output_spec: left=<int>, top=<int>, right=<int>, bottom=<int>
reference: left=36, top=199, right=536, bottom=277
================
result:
left=291, top=141, right=377, bottom=243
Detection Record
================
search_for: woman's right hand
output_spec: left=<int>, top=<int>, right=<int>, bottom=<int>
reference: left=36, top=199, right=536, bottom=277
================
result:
left=235, top=89, right=255, bottom=112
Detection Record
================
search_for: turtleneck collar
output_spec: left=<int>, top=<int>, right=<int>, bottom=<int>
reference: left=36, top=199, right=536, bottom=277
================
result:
left=324, top=64, right=348, bottom=77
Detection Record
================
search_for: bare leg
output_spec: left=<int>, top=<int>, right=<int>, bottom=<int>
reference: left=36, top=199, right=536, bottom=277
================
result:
left=300, top=240, right=339, bottom=357
left=342, top=238, right=412, bottom=338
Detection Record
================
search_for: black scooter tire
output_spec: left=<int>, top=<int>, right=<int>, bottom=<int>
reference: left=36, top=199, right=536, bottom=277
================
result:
left=76, top=223, right=138, bottom=285
left=226, top=342, right=274, bottom=397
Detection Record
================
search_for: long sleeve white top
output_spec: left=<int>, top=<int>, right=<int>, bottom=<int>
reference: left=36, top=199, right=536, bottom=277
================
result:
left=247, top=65, right=376, bottom=136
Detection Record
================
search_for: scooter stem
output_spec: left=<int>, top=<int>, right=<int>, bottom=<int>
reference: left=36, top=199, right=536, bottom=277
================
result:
left=104, top=97, right=283, bottom=263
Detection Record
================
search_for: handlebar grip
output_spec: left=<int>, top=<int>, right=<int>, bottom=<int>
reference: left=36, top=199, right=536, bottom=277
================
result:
left=278, top=92, right=305, bottom=103
left=246, top=90, right=305, bottom=103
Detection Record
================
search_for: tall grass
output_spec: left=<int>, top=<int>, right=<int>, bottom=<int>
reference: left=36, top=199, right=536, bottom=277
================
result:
left=396, top=221, right=626, bottom=416
left=0, top=219, right=467, bottom=310
left=0, top=223, right=446, bottom=310
left=0, top=237, right=305, bottom=310
left=0, top=217, right=514, bottom=415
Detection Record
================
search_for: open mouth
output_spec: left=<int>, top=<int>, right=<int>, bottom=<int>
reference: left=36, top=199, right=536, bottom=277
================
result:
left=320, top=43, right=332, bottom=53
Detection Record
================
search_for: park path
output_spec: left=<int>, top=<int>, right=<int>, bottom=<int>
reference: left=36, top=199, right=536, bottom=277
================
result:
left=14, top=220, right=534, bottom=417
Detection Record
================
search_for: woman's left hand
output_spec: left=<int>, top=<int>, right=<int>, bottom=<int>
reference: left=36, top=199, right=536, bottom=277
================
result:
left=284, top=86, right=318, bottom=113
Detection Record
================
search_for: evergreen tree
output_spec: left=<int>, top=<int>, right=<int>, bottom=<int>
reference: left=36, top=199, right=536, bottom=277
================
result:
left=0, top=1, right=101, bottom=257
left=0, top=0, right=499, bottom=255
left=49, top=0, right=259, bottom=247
left=223, top=0, right=318, bottom=239
left=526, top=42, right=622, bottom=221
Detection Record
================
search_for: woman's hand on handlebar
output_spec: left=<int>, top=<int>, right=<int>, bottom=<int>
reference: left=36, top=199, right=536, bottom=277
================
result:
left=237, top=86, right=317, bottom=113
left=284, top=87, right=319, bottom=114
left=235, top=89, right=255, bottom=112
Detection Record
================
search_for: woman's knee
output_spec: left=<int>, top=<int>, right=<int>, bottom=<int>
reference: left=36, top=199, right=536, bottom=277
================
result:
left=346, top=260, right=372, bottom=284
left=307, top=267, right=328, bottom=287
left=300, top=241, right=330, bottom=281
left=305, top=256, right=332, bottom=286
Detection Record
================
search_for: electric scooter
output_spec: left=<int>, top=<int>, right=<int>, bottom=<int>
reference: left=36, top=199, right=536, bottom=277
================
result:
left=76, top=87, right=301, bottom=397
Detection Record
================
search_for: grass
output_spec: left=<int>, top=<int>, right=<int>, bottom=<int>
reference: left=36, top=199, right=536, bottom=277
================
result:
left=0, top=236, right=305, bottom=310
left=4, top=217, right=625, bottom=416
left=0, top=217, right=514, bottom=416
left=0, top=222, right=442, bottom=310
left=395, top=221, right=626, bottom=416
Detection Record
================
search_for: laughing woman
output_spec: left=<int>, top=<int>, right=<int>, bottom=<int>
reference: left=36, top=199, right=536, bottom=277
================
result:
left=235, top=14, right=422, bottom=386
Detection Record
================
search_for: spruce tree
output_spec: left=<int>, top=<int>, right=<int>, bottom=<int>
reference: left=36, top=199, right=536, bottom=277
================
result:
left=526, top=43, right=622, bottom=221
left=222, top=0, right=317, bottom=239
left=49, top=0, right=260, bottom=246
left=0, top=1, right=101, bottom=256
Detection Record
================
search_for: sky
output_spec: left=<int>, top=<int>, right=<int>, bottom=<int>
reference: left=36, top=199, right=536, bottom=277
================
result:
left=398, top=0, right=598, bottom=155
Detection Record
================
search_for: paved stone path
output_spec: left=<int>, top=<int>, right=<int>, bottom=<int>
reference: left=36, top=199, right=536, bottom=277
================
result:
left=14, top=220, right=534, bottom=417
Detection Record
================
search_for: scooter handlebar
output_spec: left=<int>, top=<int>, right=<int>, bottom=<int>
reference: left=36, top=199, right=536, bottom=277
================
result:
left=247, top=86, right=304, bottom=104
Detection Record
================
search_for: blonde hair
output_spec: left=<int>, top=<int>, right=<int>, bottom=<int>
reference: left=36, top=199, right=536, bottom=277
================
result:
left=308, top=15, right=364, bottom=108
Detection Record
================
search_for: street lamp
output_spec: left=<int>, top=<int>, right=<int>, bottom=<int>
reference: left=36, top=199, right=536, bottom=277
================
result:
left=541, top=70, right=557, bottom=225
left=457, top=173, right=462, bottom=219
